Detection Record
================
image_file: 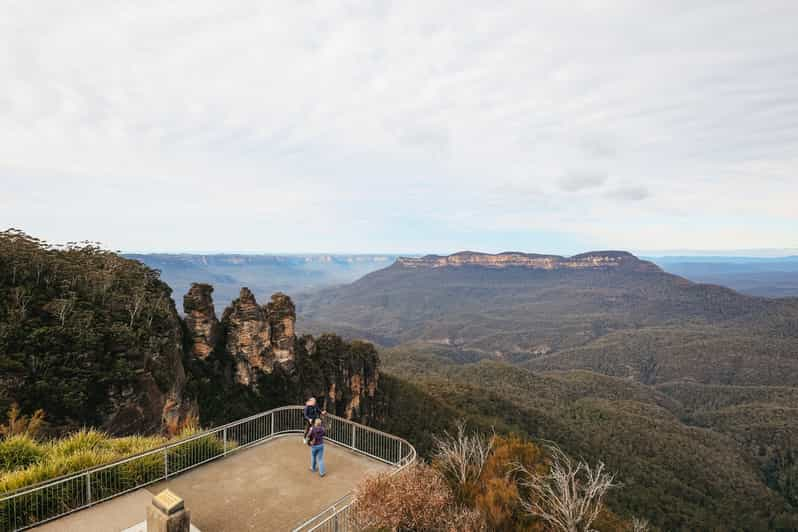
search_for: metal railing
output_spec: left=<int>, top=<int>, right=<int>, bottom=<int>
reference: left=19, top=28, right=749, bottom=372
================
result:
left=0, top=405, right=414, bottom=532
left=292, top=417, right=416, bottom=532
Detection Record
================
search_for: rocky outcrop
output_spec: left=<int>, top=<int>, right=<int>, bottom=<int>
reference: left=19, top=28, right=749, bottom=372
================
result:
left=183, top=283, right=221, bottom=360
left=296, top=335, right=380, bottom=423
left=201, top=287, right=298, bottom=387
left=182, top=285, right=378, bottom=424
left=266, top=293, right=296, bottom=370
left=396, top=250, right=661, bottom=272
left=221, top=288, right=274, bottom=386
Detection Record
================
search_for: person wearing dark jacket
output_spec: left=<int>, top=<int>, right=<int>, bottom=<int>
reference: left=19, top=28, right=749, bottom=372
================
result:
left=303, top=397, right=325, bottom=444
left=308, top=418, right=326, bottom=477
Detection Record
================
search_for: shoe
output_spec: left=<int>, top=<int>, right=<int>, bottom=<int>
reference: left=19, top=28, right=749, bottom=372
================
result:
left=319, top=473, right=325, bottom=478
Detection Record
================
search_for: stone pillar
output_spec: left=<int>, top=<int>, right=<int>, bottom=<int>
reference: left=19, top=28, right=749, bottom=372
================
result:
left=147, top=489, right=191, bottom=532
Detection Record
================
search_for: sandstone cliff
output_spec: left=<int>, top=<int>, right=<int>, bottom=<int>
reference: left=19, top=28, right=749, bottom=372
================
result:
left=295, top=334, right=380, bottom=422
left=396, top=250, right=661, bottom=272
left=182, top=283, right=378, bottom=424
left=183, top=283, right=221, bottom=360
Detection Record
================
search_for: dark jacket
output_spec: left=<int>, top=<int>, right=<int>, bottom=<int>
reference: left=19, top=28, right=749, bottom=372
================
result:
left=308, top=426, right=325, bottom=446
left=304, top=404, right=322, bottom=422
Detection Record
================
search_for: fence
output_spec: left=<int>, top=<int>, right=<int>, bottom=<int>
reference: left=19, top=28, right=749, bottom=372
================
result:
left=292, top=417, right=416, bottom=532
left=0, top=406, right=415, bottom=532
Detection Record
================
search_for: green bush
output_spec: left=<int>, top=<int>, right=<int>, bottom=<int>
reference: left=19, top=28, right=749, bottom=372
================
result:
left=0, top=435, right=45, bottom=473
left=166, top=428, right=226, bottom=474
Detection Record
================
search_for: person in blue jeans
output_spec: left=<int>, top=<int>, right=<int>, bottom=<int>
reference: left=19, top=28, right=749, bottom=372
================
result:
left=308, top=418, right=326, bottom=477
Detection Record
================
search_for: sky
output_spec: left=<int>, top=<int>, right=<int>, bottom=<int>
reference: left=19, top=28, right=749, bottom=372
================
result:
left=2, top=1, right=797, bottom=255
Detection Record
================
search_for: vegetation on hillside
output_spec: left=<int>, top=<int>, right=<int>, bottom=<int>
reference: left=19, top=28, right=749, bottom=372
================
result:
left=0, top=229, right=186, bottom=434
left=376, top=345, right=798, bottom=530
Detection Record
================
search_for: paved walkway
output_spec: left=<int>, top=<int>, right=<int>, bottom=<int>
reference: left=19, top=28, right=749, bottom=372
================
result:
left=34, top=435, right=391, bottom=532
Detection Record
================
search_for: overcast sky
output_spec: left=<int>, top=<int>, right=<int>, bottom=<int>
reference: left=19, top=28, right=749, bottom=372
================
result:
left=2, top=1, right=797, bottom=254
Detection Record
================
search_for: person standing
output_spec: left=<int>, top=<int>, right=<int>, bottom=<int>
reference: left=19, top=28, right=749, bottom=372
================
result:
left=308, top=418, right=326, bottom=477
left=303, top=397, right=325, bottom=444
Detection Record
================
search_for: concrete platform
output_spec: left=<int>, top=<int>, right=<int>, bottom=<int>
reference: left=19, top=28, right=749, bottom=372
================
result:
left=34, top=435, right=391, bottom=532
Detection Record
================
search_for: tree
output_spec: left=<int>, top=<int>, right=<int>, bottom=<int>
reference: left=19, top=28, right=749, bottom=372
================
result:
left=516, top=444, right=617, bottom=532
left=432, top=419, right=494, bottom=500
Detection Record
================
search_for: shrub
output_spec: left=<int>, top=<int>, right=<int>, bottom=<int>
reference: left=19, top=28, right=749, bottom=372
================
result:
left=472, top=435, right=546, bottom=531
left=431, top=419, right=494, bottom=505
left=0, top=435, right=45, bottom=472
left=352, top=463, right=485, bottom=531
left=49, top=429, right=112, bottom=457
left=0, top=404, right=45, bottom=439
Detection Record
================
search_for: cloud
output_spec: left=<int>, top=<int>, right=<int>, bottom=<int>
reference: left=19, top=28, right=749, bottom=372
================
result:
left=0, top=2, right=796, bottom=253
left=559, top=171, right=608, bottom=192
left=605, top=186, right=650, bottom=202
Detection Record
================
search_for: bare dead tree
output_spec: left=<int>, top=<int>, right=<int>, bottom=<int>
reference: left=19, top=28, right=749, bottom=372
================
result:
left=12, top=286, right=32, bottom=318
left=432, top=419, right=495, bottom=486
left=515, top=444, right=617, bottom=532
left=146, top=293, right=166, bottom=328
left=34, top=257, right=46, bottom=285
left=127, top=269, right=156, bottom=328
left=128, top=288, right=146, bottom=328
left=631, top=517, right=651, bottom=532
left=54, top=294, right=76, bottom=326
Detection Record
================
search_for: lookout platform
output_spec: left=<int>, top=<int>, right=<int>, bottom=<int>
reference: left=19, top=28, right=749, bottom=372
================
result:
left=33, top=436, right=391, bottom=532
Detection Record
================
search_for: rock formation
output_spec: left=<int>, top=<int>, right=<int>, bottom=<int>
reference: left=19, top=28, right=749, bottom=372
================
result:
left=183, top=283, right=221, bottom=360
left=182, top=283, right=378, bottom=424
left=397, top=250, right=661, bottom=272
left=296, top=335, right=380, bottom=423
left=265, top=292, right=296, bottom=370
left=221, top=287, right=274, bottom=386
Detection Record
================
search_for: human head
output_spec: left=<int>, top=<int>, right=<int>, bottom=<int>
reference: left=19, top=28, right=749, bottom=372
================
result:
left=314, top=418, right=322, bottom=427
left=307, top=397, right=316, bottom=406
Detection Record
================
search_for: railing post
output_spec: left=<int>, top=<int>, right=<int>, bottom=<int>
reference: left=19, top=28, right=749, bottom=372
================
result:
left=271, top=412, right=275, bottom=435
left=85, top=471, right=91, bottom=505
left=164, top=448, right=169, bottom=479
left=352, top=425, right=356, bottom=450
left=223, top=427, right=228, bottom=455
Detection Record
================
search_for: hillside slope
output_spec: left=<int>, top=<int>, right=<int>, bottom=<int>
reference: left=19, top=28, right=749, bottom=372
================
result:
left=298, top=251, right=798, bottom=386
left=379, top=345, right=798, bottom=530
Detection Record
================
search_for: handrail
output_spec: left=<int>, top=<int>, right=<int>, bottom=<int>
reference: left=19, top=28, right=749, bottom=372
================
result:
left=0, top=405, right=415, bottom=532
left=291, top=415, right=417, bottom=532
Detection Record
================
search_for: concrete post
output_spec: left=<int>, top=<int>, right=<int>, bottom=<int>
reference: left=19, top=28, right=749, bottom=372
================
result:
left=147, top=489, right=191, bottom=532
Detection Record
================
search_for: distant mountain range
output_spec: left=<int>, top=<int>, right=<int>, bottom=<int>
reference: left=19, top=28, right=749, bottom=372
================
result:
left=295, top=250, right=798, bottom=529
left=125, top=253, right=399, bottom=313
left=297, top=251, right=798, bottom=386
left=648, top=255, right=798, bottom=297
left=128, top=252, right=798, bottom=312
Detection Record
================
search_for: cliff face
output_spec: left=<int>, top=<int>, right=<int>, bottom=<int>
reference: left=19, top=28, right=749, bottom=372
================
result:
left=104, top=301, right=197, bottom=436
left=295, top=335, right=380, bottom=423
left=183, top=283, right=377, bottom=423
left=397, top=250, right=661, bottom=272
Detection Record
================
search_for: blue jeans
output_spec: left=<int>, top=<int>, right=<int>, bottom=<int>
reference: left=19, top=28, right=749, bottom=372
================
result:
left=311, top=444, right=325, bottom=476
